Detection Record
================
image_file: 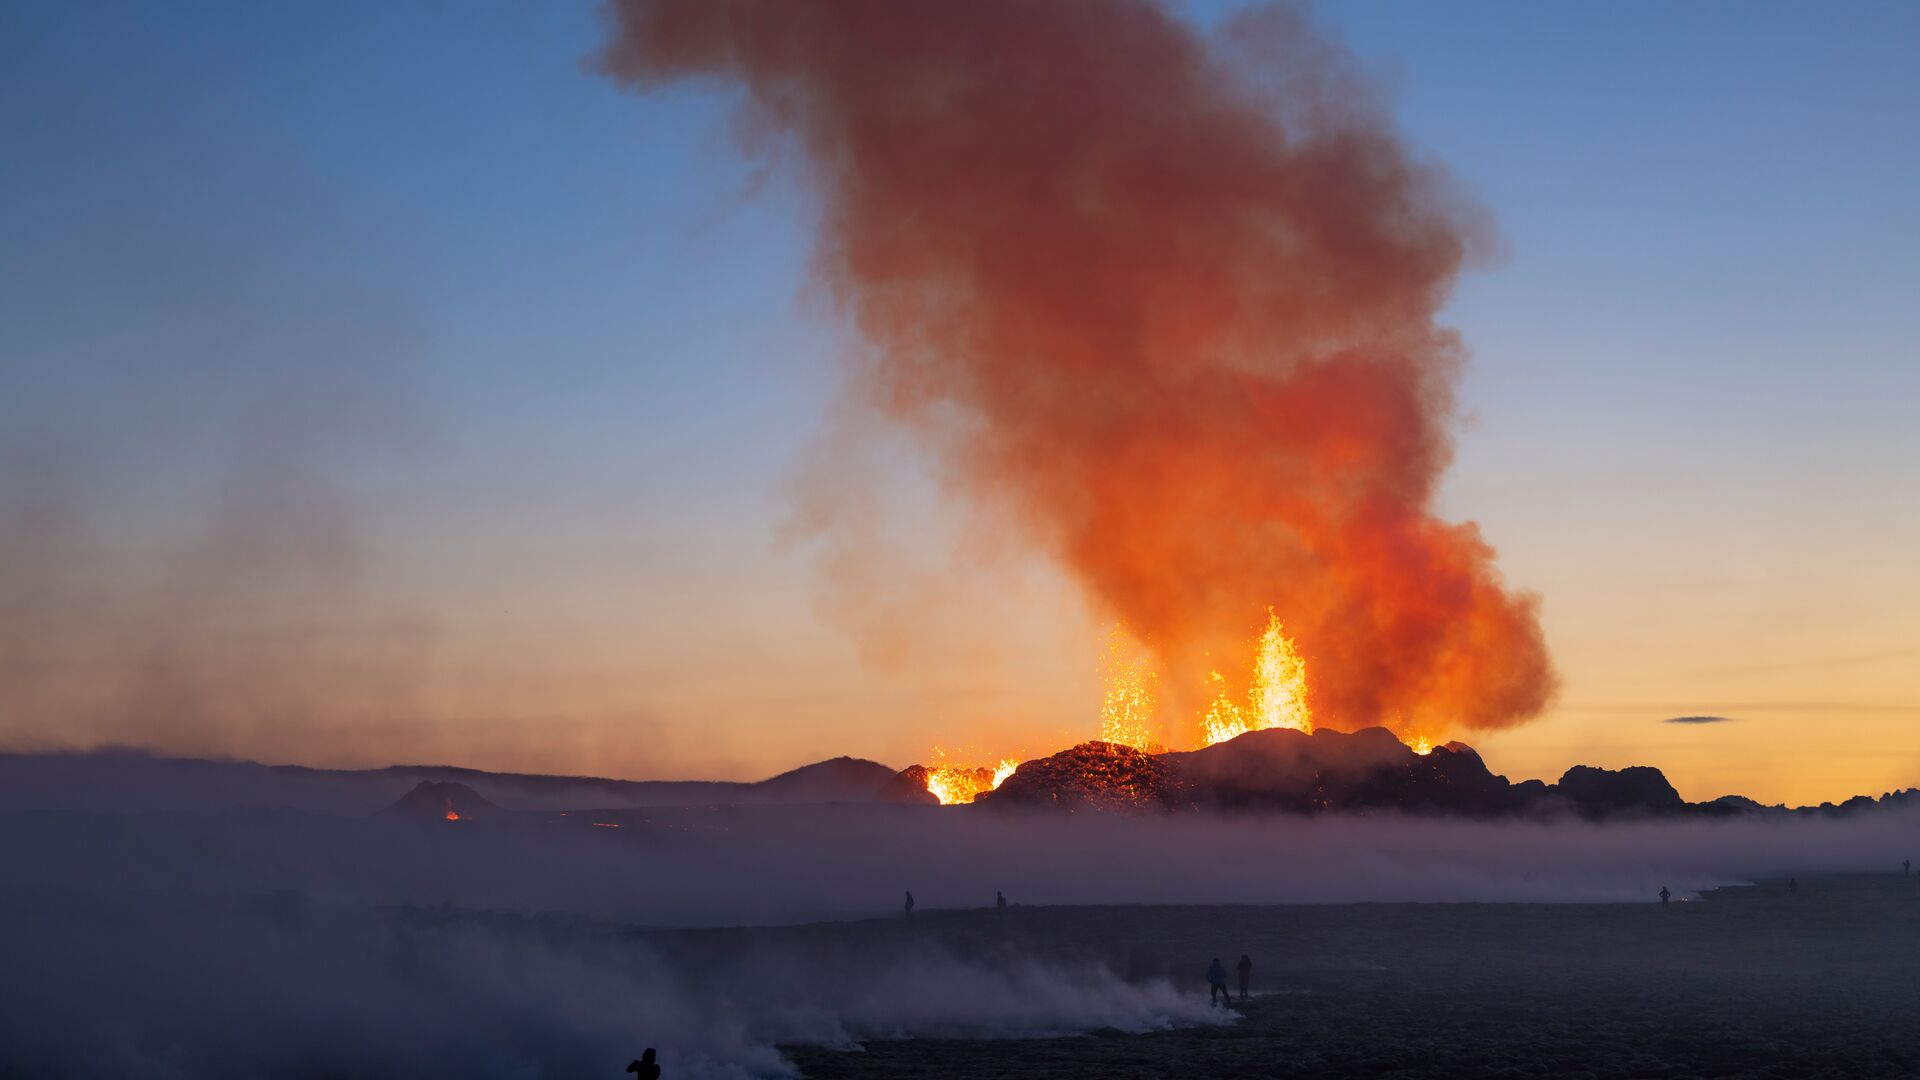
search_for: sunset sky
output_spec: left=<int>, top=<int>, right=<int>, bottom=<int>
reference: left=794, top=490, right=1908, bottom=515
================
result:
left=3, top=1, right=1916, bottom=806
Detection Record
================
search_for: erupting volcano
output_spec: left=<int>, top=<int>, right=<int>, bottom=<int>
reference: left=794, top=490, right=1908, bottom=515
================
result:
left=600, top=0, right=1557, bottom=766
left=919, top=609, right=1374, bottom=803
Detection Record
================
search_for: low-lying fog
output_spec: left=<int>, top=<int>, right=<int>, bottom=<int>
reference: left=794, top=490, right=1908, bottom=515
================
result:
left=4, top=761, right=1916, bottom=1078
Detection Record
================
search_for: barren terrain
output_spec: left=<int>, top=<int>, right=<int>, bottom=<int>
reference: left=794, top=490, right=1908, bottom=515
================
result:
left=772, top=875, right=1920, bottom=1079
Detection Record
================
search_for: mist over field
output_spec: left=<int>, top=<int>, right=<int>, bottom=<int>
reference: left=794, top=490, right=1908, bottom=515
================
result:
left=3, top=755, right=1916, bottom=1077
left=11, top=798, right=1920, bottom=921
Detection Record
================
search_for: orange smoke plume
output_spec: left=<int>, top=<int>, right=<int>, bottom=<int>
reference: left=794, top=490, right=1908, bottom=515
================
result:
left=598, top=0, right=1555, bottom=742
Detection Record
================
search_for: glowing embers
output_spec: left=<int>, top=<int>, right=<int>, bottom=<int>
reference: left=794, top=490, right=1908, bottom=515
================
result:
left=1405, top=734, right=1436, bottom=756
left=444, top=799, right=460, bottom=822
left=923, top=749, right=1022, bottom=805
left=1098, top=626, right=1160, bottom=751
left=1200, top=609, right=1314, bottom=746
left=992, top=759, right=1019, bottom=788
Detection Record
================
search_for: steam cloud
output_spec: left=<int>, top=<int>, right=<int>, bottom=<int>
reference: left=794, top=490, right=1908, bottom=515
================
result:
left=596, top=0, right=1555, bottom=742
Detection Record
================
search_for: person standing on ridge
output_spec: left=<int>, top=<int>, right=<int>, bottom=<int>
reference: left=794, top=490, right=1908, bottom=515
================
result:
left=1659, top=885, right=1671, bottom=905
left=996, top=890, right=1007, bottom=911
left=1206, top=958, right=1231, bottom=1005
left=1236, top=954, right=1253, bottom=1001
left=627, top=1049, right=660, bottom=1079
left=904, top=890, right=915, bottom=918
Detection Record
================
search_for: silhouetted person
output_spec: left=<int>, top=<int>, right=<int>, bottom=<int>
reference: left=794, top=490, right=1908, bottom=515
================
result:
left=904, top=890, right=915, bottom=918
left=1788, top=877, right=1799, bottom=895
left=1206, top=958, right=1230, bottom=1005
left=1659, top=885, right=1670, bottom=905
left=996, top=890, right=1007, bottom=910
left=1236, top=954, right=1252, bottom=1001
left=627, top=1048, right=660, bottom=1080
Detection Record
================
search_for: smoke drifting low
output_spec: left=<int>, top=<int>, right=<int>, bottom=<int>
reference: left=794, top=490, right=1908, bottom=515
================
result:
left=4, top=766, right=1917, bottom=1076
left=0, top=889, right=1213, bottom=1079
left=597, top=0, right=1554, bottom=742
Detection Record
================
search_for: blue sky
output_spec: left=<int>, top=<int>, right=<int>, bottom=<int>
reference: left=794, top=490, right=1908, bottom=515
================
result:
left=2, top=1, right=1916, bottom=802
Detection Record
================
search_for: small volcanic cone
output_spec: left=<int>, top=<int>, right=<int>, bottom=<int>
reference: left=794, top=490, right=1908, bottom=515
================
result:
left=976, top=741, right=1179, bottom=812
left=876, top=766, right=941, bottom=806
left=756, top=756, right=901, bottom=802
left=385, top=781, right=499, bottom=821
left=981, top=728, right=1524, bottom=815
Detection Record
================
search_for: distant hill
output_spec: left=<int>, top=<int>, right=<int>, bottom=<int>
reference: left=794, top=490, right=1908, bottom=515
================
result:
left=385, top=780, right=499, bottom=821
left=0, top=750, right=899, bottom=816
left=337, top=754, right=902, bottom=812
left=4, top=737, right=1911, bottom=820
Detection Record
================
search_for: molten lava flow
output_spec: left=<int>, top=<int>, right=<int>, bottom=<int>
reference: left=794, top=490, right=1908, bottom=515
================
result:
left=924, top=765, right=986, bottom=805
left=1099, top=627, right=1159, bottom=751
left=923, top=749, right=1022, bottom=805
left=1201, top=611, right=1313, bottom=746
left=1406, top=734, right=1436, bottom=755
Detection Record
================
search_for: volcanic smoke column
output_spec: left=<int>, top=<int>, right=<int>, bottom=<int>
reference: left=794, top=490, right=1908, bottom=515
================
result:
left=598, top=0, right=1556, bottom=743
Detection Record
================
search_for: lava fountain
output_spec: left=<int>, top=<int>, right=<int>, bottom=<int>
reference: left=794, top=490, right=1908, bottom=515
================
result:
left=924, top=751, right=1023, bottom=805
left=599, top=0, right=1558, bottom=765
left=1201, top=609, right=1313, bottom=746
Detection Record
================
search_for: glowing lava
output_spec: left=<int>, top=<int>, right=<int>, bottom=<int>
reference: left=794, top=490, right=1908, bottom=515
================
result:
left=443, top=800, right=460, bottom=822
left=923, top=749, right=1022, bottom=805
left=1200, top=610, right=1314, bottom=746
left=1098, top=626, right=1160, bottom=751
left=920, top=612, right=1439, bottom=799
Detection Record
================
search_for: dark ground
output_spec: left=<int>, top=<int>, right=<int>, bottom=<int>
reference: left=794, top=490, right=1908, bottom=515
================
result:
left=770, top=874, right=1920, bottom=1079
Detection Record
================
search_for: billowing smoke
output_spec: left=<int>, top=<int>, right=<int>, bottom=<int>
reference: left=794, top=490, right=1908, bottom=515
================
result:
left=596, top=0, right=1555, bottom=743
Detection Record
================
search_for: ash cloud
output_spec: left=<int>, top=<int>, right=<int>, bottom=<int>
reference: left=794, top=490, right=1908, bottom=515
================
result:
left=596, top=0, right=1555, bottom=742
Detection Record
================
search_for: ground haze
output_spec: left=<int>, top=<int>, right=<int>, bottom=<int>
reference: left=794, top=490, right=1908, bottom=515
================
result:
left=785, top=875, right=1920, bottom=1079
